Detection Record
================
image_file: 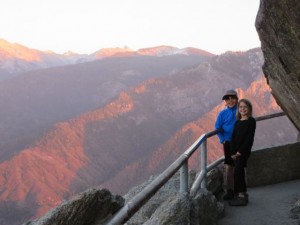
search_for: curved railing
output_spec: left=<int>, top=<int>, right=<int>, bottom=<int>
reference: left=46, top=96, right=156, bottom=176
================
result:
left=106, top=111, right=286, bottom=225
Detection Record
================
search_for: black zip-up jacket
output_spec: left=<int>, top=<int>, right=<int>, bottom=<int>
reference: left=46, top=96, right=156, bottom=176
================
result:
left=231, top=116, right=256, bottom=159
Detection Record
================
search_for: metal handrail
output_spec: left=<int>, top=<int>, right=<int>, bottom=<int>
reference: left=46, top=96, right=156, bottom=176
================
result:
left=106, top=112, right=286, bottom=225
left=255, top=111, right=285, bottom=121
left=105, top=132, right=212, bottom=225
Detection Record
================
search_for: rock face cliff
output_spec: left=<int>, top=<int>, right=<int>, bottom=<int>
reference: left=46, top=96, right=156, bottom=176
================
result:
left=255, top=0, right=300, bottom=131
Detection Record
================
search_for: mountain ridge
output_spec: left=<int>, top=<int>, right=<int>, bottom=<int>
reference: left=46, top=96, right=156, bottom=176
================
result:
left=0, top=45, right=297, bottom=225
left=0, top=53, right=209, bottom=163
left=0, top=38, right=214, bottom=79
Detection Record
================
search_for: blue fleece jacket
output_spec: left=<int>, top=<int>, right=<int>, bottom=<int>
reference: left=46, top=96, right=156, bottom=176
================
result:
left=215, top=105, right=237, bottom=144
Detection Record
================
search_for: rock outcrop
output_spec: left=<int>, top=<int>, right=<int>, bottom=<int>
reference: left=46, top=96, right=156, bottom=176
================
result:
left=24, top=189, right=124, bottom=225
left=124, top=169, right=224, bottom=225
left=255, top=0, right=300, bottom=131
left=23, top=169, right=224, bottom=225
left=256, top=1, right=300, bottom=222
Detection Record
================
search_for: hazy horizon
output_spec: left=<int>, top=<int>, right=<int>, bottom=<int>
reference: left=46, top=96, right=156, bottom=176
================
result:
left=0, top=0, right=260, bottom=55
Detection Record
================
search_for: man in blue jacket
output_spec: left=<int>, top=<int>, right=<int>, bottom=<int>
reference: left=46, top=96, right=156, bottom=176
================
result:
left=215, top=89, right=238, bottom=200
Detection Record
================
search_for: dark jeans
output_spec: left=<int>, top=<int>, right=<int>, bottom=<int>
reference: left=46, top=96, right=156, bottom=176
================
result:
left=223, top=141, right=234, bottom=165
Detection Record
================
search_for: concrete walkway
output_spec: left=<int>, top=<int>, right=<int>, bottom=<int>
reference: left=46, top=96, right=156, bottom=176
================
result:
left=218, top=179, right=300, bottom=225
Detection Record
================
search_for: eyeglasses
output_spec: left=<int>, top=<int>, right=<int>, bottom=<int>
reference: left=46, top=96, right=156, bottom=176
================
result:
left=224, top=96, right=237, bottom=101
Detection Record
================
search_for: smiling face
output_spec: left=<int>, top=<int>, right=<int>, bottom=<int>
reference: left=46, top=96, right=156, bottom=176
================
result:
left=237, top=99, right=253, bottom=120
left=238, top=102, right=250, bottom=118
left=224, top=95, right=238, bottom=108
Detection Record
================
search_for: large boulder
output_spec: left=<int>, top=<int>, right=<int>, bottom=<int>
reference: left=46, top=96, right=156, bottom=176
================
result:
left=24, top=188, right=124, bottom=225
left=255, top=0, right=300, bottom=131
left=143, top=193, right=191, bottom=225
left=190, top=189, right=224, bottom=225
left=125, top=169, right=224, bottom=225
left=124, top=171, right=197, bottom=225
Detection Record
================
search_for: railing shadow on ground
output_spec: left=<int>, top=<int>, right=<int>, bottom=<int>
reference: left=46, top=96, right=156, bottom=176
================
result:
left=105, top=112, right=286, bottom=225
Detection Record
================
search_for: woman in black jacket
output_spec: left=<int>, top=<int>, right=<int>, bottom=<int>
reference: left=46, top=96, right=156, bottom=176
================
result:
left=229, top=99, right=256, bottom=206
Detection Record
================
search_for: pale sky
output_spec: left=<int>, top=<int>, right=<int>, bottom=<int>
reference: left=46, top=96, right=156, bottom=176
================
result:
left=0, top=0, right=261, bottom=55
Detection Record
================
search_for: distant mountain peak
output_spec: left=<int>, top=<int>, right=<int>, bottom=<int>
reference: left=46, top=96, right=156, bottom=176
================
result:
left=0, top=38, right=40, bottom=60
left=62, top=50, right=85, bottom=57
left=88, top=45, right=215, bottom=60
left=136, top=45, right=214, bottom=57
left=137, top=45, right=177, bottom=55
left=0, top=38, right=89, bottom=76
left=91, top=47, right=135, bottom=59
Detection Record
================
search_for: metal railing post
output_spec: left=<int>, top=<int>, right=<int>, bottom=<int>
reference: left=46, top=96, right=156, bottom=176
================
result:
left=180, top=161, right=188, bottom=194
left=200, top=138, right=207, bottom=189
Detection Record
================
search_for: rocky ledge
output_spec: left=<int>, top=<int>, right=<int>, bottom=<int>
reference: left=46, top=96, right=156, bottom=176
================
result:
left=255, top=0, right=300, bottom=130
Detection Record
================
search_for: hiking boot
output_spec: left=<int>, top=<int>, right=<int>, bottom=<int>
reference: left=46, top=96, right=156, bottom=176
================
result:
left=229, top=196, right=248, bottom=206
left=223, top=189, right=234, bottom=200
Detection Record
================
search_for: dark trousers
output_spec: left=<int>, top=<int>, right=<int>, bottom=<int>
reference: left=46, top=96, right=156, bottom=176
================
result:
left=234, top=157, right=248, bottom=193
left=223, top=141, right=234, bottom=165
